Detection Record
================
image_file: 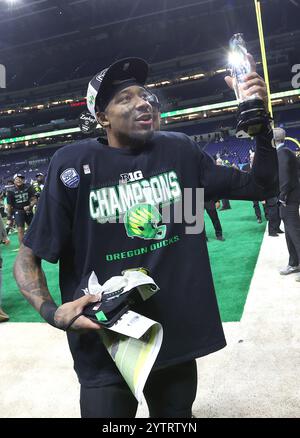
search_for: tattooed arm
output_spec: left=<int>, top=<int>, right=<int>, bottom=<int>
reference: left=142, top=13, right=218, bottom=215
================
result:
left=14, top=245, right=101, bottom=331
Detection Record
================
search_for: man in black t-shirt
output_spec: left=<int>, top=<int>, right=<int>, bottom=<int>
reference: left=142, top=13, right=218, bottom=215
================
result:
left=14, top=57, right=278, bottom=418
left=7, top=174, right=37, bottom=245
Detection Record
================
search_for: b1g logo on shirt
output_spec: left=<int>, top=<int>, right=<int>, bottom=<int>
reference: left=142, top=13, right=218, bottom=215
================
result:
left=60, top=168, right=80, bottom=188
left=120, top=170, right=143, bottom=184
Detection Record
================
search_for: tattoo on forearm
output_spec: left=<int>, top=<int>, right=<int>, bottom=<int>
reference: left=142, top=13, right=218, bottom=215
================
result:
left=13, top=245, right=55, bottom=312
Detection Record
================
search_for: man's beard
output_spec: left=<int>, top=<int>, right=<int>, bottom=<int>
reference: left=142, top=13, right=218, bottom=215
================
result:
left=117, top=129, right=154, bottom=149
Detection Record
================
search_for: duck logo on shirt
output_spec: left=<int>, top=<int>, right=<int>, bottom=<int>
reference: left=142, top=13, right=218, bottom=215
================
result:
left=124, top=203, right=166, bottom=240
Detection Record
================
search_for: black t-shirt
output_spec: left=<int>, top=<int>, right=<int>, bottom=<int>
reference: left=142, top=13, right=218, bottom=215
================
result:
left=24, top=131, right=277, bottom=386
left=7, top=184, right=35, bottom=210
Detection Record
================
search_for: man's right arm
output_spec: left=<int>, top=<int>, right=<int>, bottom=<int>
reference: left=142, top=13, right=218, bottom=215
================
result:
left=14, top=245, right=102, bottom=331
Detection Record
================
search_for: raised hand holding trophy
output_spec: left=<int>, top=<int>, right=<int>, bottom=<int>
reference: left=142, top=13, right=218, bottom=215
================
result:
left=228, top=33, right=269, bottom=138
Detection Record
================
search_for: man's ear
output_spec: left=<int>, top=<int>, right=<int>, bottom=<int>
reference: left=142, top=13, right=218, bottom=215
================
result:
left=96, top=110, right=110, bottom=128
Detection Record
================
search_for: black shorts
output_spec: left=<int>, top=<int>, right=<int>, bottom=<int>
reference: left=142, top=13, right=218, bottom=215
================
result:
left=14, top=210, right=33, bottom=227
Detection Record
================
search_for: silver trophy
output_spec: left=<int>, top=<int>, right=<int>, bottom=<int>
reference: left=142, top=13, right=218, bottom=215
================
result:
left=228, top=33, right=267, bottom=137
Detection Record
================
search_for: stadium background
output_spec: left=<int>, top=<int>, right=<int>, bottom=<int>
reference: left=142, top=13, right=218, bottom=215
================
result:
left=0, top=0, right=299, bottom=418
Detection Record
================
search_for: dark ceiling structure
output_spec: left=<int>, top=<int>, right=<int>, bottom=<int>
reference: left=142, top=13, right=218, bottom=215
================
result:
left=0, top=0, right=299, bottom=93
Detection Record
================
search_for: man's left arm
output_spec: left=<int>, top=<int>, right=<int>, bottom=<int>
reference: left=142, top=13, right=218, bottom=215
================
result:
left=245, top=126, right=279, bottom=199
left=224, top=55, right=278, bottom=199
left=201, top=141, right=278, bottom=202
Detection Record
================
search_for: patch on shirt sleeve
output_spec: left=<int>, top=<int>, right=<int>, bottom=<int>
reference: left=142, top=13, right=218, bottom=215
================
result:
left=60, top=168, right=80, bottom=188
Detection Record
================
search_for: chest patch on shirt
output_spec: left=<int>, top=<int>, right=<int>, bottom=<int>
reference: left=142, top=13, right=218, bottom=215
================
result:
left=83, top=164, right=91, bottom=174
left=60, top=168, right=80, bottom=188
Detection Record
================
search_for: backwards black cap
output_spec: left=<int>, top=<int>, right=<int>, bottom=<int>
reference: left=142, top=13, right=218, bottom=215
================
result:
left=86, top=57, right=148, bottom=119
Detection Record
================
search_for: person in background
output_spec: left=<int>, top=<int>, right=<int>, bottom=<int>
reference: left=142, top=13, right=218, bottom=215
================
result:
left=32, top=173, right=45, bottom=213
left=205, top=200, right=225, bottom=241
left=6, top=174, right=37, bottom=246
left=274, top=128, right=300, bottom=277
left=265, top=197, right=283, bottom=237
left=32, top=173, right=45, bottom=201
left=0, top=191, right=5, bottom=218
left=4, top=179, right=15, bottom=235
left=0, top=213, right=10, bottom=322
left=216, top=158, right=232, bottom=210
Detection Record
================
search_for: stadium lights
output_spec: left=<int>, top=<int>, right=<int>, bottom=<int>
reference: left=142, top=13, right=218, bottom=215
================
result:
left=272, top=89, right=300, bottom=99
left=193, top=73, right=205, bottom=78
left=271, top=99, right=283, bottom=104
left=0, top=59, right=284, bottom=117
left=180, top=73, right=205, bottom=81
left=162, top=99, right=241, bottom=118
left=188, top=113, right=200, bottom=119
left=161, top=87, right=300, bottom=118
left=0, top=88, right=299, bottom=146
left=0, top=122, right=100, bottom=145
left=0, top=127, right=80, bottom=145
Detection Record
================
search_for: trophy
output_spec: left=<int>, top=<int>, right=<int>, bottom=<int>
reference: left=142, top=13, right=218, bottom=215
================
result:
left=228, top=33, right=268, bottom=138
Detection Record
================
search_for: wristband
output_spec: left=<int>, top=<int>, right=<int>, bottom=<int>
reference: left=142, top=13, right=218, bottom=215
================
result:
left=40, top=301, right=84, bottom=331
left=40, top=301, right=59, bottom=329
left=64, top=312, right=83, bottom=331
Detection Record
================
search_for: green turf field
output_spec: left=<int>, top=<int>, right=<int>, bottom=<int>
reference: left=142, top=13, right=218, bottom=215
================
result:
left=205, top=200, right=265, bottom=321
left=1, top=200, right=265, bottom=323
